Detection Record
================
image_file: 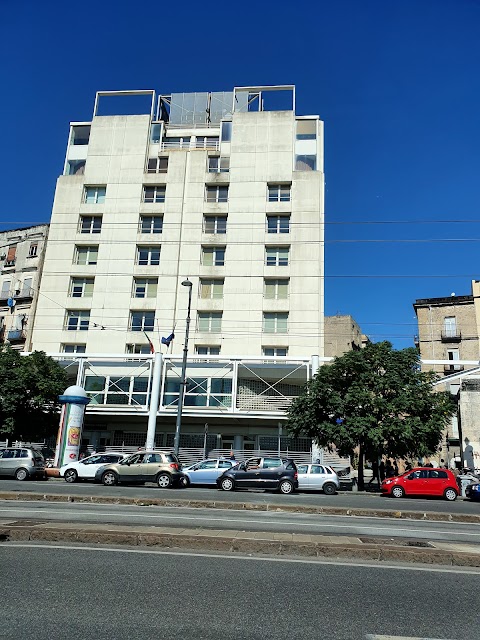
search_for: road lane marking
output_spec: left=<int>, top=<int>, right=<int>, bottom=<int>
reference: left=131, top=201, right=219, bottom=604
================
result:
left=0, top=507, right=479, bottom=538
left=2, top=542, right=480, bottom=577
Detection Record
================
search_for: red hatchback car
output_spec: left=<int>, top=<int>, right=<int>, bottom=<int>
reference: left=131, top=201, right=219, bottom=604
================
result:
left=381, top=467, right=458, bottom=501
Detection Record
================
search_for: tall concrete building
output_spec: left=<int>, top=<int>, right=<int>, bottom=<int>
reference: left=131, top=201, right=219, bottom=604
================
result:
left=32, top=86, right=328, bottom=458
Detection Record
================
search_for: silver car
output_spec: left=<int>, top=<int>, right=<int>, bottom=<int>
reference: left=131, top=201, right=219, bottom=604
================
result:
left=182, top=458, right=237, bottom=486
left=296, top=463, right=340, bottom=494
left=0, top=447, right=45, bottom=481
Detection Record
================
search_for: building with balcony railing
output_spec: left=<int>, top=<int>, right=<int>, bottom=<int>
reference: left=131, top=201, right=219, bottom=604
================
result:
left=0, top=224, right=49, bottom=350
left=31, top=85, right=330, bottom=460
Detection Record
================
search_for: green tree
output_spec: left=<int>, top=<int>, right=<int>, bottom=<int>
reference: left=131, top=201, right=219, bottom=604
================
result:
left=0, top=347, right=68, bottom=441
left=287, top=341, right=455, bottom=490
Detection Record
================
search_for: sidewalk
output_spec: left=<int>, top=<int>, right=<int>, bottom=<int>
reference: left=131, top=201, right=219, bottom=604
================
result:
left=1, top=519, right=479, bottom=567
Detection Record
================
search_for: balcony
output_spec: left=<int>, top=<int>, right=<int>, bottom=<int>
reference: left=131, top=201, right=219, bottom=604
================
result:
left=7, top=329, right=26, bottom=342
left=444, top=364, right=464, bottom=373
left=441, top=330, right=462, bottom=342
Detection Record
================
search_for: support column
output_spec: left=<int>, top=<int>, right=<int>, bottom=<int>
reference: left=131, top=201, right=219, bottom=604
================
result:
left=145, top=352, right=163, bottom=449
left=311, top=354, right=320, bottom=377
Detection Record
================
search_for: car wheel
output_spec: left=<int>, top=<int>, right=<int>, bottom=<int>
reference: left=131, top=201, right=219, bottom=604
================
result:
left=179, top=476, right=190, bottom=488
left=156, top=473, right=172, bottom=489
left=102, top=471, right=118, bottom=486
left=220, top=477, right=235, bottom=491
left=279, top=480, right=294, bottom=494
left=64, top=469, right=78, bottom=483
left=444, top=487, right=458, bottom=501
left=391, top=485, right=405, bottom=498
left=15, top=468, right=28, bottom=481
left=323, top=482, right=337, bottom=496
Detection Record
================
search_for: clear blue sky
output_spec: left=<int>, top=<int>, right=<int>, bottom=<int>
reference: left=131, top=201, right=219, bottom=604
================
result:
left=1, top=0, right=479, bottom=349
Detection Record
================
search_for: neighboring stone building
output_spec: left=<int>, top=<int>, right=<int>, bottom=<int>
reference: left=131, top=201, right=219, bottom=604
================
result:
left=29, top=86, right=332, bottom=460
left=324, top=314, right=367, bottom=358
left=414, top=282, right=480, bottom=470
left=0, top=224, right=49, bottom=351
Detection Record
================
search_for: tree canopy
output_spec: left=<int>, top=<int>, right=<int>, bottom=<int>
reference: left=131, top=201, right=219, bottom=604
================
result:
left=0, top=347, right=68, bottom=441
left=287, top=341, right=455, bottom=489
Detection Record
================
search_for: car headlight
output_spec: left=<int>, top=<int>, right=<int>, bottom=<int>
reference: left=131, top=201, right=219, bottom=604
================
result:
left=384, top=479, right=393, bottom=485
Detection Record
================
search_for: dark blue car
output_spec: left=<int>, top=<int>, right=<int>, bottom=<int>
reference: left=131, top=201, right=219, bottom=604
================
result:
left=465, top=482, right=480, bottom=501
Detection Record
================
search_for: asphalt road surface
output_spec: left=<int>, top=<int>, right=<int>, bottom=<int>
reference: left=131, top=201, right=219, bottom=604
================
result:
left=1, top=543, right=479, bottom=640
left=1, top=500, right=479, bottom=544
left=1, top=478, right=479, bottom=515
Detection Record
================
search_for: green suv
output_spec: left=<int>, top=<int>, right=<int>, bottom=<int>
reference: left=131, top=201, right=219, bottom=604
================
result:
left=94, top=450, right=184, bottom=488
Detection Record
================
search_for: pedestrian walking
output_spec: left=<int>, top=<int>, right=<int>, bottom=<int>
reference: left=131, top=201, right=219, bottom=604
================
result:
left=385, top=460, right=395, bottom=478
left=393, top=460, right=399, bottom=476
left=368, top=459, right=379, bottom=485
left=379, top=460, right=386, bottom=482
left=229, top=450, right=236, bottom=461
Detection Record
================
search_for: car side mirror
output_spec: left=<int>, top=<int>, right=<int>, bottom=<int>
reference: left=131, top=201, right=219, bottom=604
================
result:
left=406, top=474, right=414, bottom=480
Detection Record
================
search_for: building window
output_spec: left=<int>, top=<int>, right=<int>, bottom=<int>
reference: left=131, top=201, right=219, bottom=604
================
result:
left=296, top=120, right=316, bottom=140
left=197, top=312, right=222, bottom=332
left=164, top=376, right=232, bottom=408
left=147, top=157, right=168, bottom=174
left=133, top=277, right=158, bottom=298
left=74, top=246, right=98, bottom=265
left=195, top=345, right=221, bottom=356
left=264, top=279, right=289, bottom=299
left=268, top=184, right=290, bottom=202
left=1, top=280, right=11, bottom=298
left=295, top=155, right=317, bottom=171
left=195, top=136, right=219, bottom=149
left=136, top=246, right=160, bottom=266
left=443, top=316, right=457, bottom=338
left=139, top=215, right=163, bottom=234
left=71, top=125, right=90, bottom=146
left=206, top=185, right=228, bottom=203
left=28, top=243, right=38, bottom=258
left=20, top=278, right=33, bottom=297
left=84, top=186, right=106, bottom=204
left=267, top=215, right=290, bottom=234
left=143, top=186, right=166, bottom=203
left=203, top=215, right=227, bottom=234
left=126, top=344, right=152, bottom=354
left=62, top=344, right=87, bottom=354
left=208, top=156, right=230, bottom=173
left=200, top=279, right=224, bottom=299
left=79, top=215, right=102, bottom=234
left=130, top=311, right=155, bottom=332
left=66, top=160, right=86, bottom=175
left=202, top=246, right=225, bottom=266
left=265, top=246, right=289, bottom=266
left=150, top=124, right=161, bottom=143
left=221, top=121, right=232, bottom=142
left=263, top=347, right=288, bottom=357
left=70, top=277, right=94, bottom=298
left=263, top=312, right=288, bottom=334
left=65, top=310, right=90, bottom=331
left=5, top=245, right=16, bottom=267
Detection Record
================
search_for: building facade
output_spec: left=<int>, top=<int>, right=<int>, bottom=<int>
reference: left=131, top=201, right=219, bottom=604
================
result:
left=0, top=224, right=49, bottom=351
left=414, top=282, right=480, bottom=470
left=324, top=314, right=366, bottom=358
left=31, top=86, right=331, bottom=460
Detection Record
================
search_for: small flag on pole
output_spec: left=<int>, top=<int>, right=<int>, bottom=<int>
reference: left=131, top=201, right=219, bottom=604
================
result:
left=143, top=331, right=155, bottom=354
left=161, top=333, right=175, bottom=347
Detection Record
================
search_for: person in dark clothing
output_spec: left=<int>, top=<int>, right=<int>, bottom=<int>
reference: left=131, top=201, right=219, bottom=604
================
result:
left=393, top=460, right=399, bottom=476
left=368, top=459, right=379, bottom=485
left=379, top=460, right=386, bottom=482
left=385, top=460, right=395, bottom=478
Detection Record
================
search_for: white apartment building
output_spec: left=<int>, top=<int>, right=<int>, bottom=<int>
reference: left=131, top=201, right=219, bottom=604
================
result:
left=32, top=86, right=327, bottom=458
left=0, top=224, right=49, bottom=351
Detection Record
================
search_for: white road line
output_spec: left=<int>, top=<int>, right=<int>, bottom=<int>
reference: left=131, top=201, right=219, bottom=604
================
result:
left=365, top=636, right=454, bottom=640
left=2, top=542, right=480, bottom=577
left=0, top=507, right=479, bottom=537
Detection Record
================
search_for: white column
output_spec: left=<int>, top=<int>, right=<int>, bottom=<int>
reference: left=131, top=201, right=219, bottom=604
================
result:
left=145, top=352, right=163, bottom=449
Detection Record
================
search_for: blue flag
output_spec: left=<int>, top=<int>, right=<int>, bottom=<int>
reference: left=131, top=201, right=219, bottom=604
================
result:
left=161, top=333, right=175, bottom=346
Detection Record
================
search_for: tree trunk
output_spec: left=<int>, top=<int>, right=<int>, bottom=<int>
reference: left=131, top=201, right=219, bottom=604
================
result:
left=357, top=442, right=365, bottom=491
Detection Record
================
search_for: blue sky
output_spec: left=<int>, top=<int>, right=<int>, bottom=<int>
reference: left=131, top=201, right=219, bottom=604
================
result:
left=1, top=0, right=479, bottom=348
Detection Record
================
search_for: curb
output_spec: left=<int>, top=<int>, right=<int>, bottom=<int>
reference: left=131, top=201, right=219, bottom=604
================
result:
left=1, top=522, right=479, bottom=567
left=0, top=491, right=479, bottom=524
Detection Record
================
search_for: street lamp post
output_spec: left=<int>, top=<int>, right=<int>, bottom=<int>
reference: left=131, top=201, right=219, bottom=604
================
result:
left=173, top=279, right=193, bottom=456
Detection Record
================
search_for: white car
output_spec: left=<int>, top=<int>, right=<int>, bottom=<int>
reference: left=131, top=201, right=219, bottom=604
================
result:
left=296, top=463, right=340, bottom=494
left=60, top=452, right=128, bottom=483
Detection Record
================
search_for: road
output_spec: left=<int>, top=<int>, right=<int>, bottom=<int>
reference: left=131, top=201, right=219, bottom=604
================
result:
left=1, top=543, right=479, bottom=639
left=1, top=500, right=480, bottom=544
left=2, top=478, right=479, bottom=515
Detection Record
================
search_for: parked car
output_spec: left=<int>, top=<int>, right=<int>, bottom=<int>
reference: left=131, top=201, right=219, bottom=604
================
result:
left=296, top=463, right=340, bottom=494
left=182, top=458, right=237, bottom=486
left=60, top=452, right=128, bottom=483
left=216, top=457, right=298, bottom=494
left=381, top=467, right=459, bottom=501
left=0, top=447, right=45, bottom=481
left=94, top=450, right=185, bottom=488
left=465, top=482, right=480, bottom=501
